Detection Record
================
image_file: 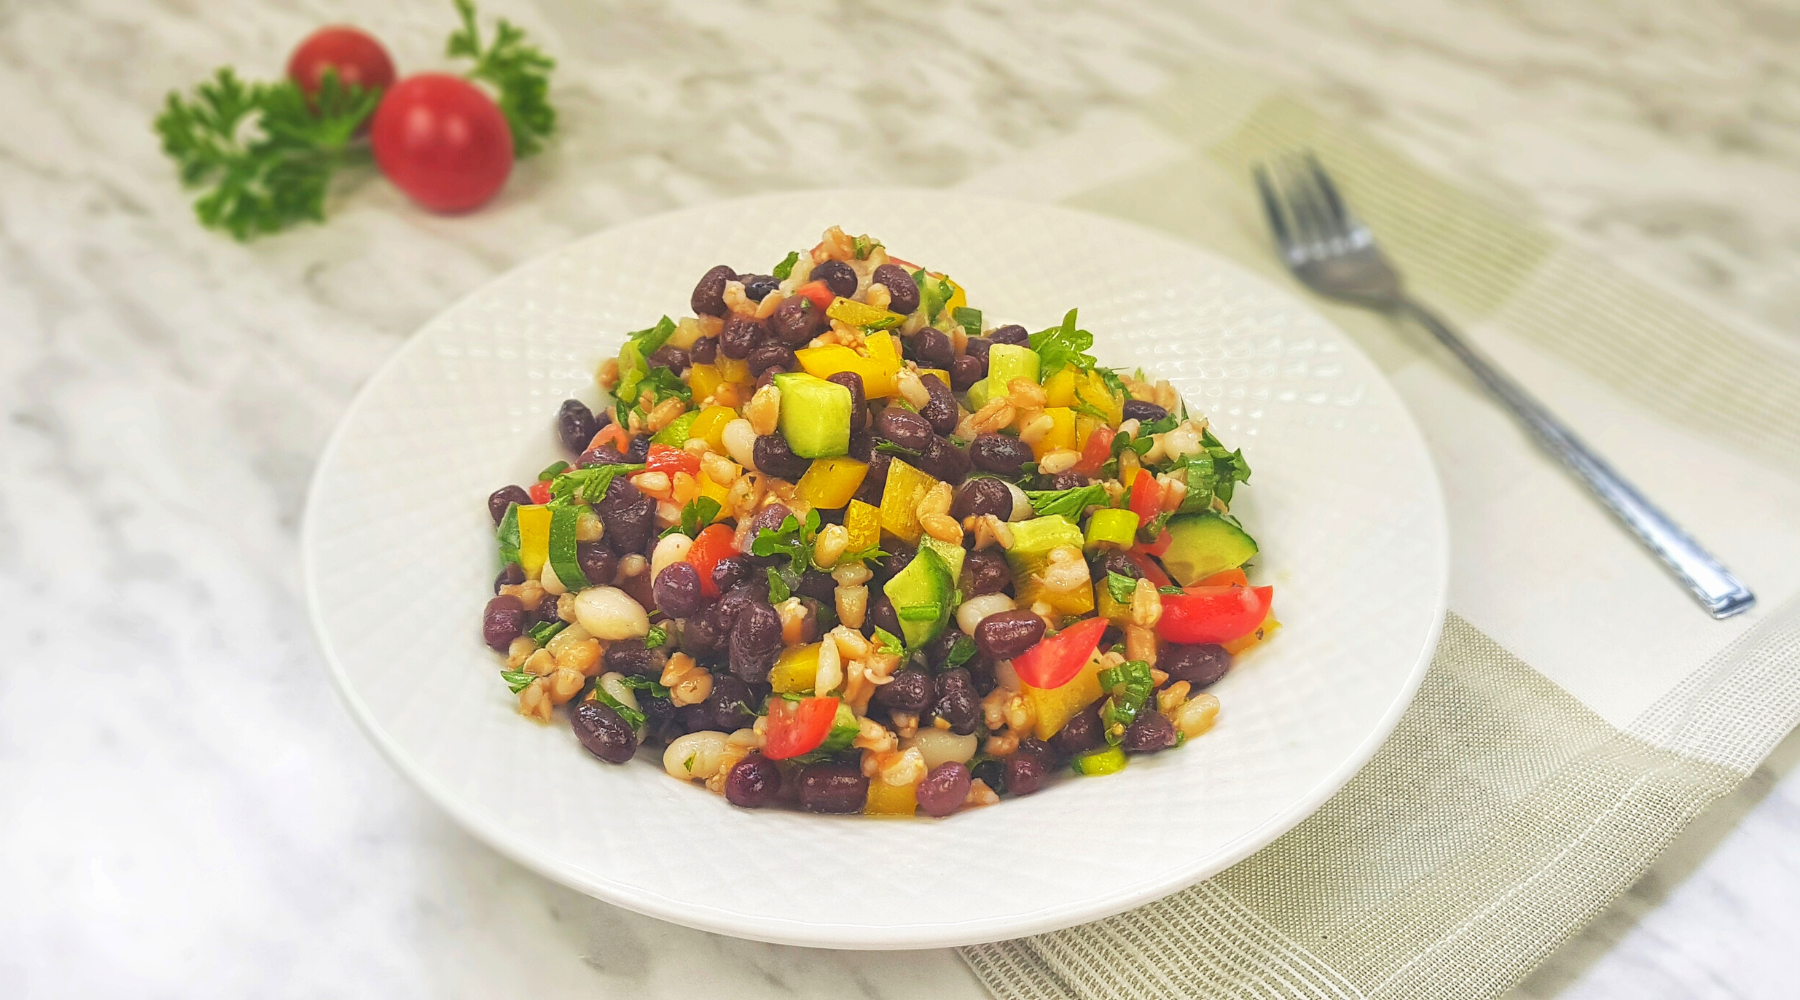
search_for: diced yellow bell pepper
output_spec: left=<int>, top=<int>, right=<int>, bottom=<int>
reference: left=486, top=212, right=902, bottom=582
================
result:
left=795, top=457, right=868, bottom=510
left=687, top=364, right=727, bottom=404
left=1042, top=367, right=1078, bottom=407
left=864, top=779, right=918, bottom=817
left=1031, top=407, right=1076, bottom=459
left=670, top=317, right=708, bottom=350
left=1084, top=508, right=1140, bottom=551
left=944, top=277, right=967, bottom=316
left=878, top=459, right=938, bottom=545
left=1223, top=612, right=1281, bottom=655
left=1015, top=575, right=1095, bottom=620
left=697, top=472, right=732, bottom=520
left=864, top=331, right=903, bottom=395
left=515, top=505, right=554, bottom=581
left=716, top=355, right=751, bottom=385
left=1079, top=369, right=1124, bottom=425
left=769, top=642, right=823, bottom=694
left=1095, top=586, right=1132, bottom=625
left=1024, top=658, right=1104, bottom=740
left=1075, top=414, right=1104, bottom=451
left=795, top=345, right=895, bottom=399
left=688, top=404, right=737, bottom=452
left=826, top=297, right=904, bottom=331
left=845, top=500, right=881, bottom=554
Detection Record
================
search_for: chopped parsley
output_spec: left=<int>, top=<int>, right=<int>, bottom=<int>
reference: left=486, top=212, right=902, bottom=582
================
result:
left=872, top=627, right=906, bottom=659
left=617, top=675, right=672, bottom=699
left=547, top=463, right=644, bottom=507
left=644, top=624, right=668, bottom=648
left=500, top=669, right=537, bottom=694
left=1105, top=571, right=1140, bottom=605
left=1097, top=660, right=1155, bottom=745
left=661, top=496, right=722, bottom=538
left=1023, top=482, right=1108, bottom=520
left=946, top=634, right=978, bottom=668
left=591, top=686, right=645, bottom=730
left=750, top=509, right=821, bottom=576
left=772, top=251, right=800, bottom=280
left=1028, top=308, right=1097, bottom=376
left=525, top=619, right=566, bottom=645
left=767, top=567, right=791, bottom=604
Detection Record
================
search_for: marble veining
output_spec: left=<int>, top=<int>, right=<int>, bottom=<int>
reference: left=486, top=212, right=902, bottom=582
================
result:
left=1, top=0, right=1796, bottom=996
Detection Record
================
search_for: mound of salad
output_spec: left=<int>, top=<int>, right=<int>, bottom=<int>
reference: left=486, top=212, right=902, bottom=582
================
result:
left=481, top=227, right=1277, bottom=817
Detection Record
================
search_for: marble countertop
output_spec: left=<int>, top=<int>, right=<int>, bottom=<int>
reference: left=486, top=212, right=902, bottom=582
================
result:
left=3, top=0, right=1796, bottom=996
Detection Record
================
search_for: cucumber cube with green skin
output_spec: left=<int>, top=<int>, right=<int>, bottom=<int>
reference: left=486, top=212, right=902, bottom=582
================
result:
left=1070, top=745, right=1127, bottom=776
left=965, top=378, right=990, bottom=410
left=1003, top=513, right=1085, bottom=575
left=773, top=372, right=853, bottom=458
left=547, top=504, right=590, bottom=587
left=988, top=343, right=1041, bottom=388
left=883, top=544, right=954, bottom=647
left=917, top=534, right=966, bottom=586
left=651, top=408, right=698, bottom=447
left=1159, top=512, right=1259, bottom=586
left=1083, top=508, right=1140, bottom=551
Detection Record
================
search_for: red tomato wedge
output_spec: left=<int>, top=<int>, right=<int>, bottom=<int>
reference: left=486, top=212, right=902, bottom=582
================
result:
left=686, top=523, right=738, bottom=598
left=1127, top=469, right=1161, bottom=525
left=1198, top=568, right=1249, bottom=588
left=793, top=280, right=836, bottom=312
left=1073, top=426, right=1115, bottom=476
left=763, top=696, right=839, bottom=760
left=1157, top=586, right=1274, bottom=645
left=1125, top=549, right=1173, bottom=589
left=645, top=443, right=699, bottom=478
left=1012, top=617, right=1109, bottom=690
left=527, top=481, right=552, bottom=505
left=1140, top=528, right=1173, bottom=558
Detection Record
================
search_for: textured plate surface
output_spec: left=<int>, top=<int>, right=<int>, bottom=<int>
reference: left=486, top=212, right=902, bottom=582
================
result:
left=302, top=191, right=1448, bottom=950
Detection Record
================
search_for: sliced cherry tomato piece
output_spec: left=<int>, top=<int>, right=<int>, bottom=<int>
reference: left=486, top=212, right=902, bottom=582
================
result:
left=793, top=280, right=836, bottom=312
left=686, top=523, right=738, bottom=598
left=1012, top=617, right=1109, bottom=690
left=527, top=481, right=552, bottom=505
left=1157, top=585, right=1273, bottom=645
left=763, top=696, right=839, bottom=760
left=1127, top=469, right=1161, bottom=526
left=646, top=443, right=700, bottom=478
left=1139, top=528, right=1173, bottom=558
left=1073, top=426, right=1115, bottom=476
left=1197, top=568, right=1249, bottom=588
left=1124, top=549, right=1173, bottom=589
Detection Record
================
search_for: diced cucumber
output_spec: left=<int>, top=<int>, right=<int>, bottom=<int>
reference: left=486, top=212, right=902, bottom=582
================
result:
left=547, top=505, right=590, bottom=588
left=965, top=378, right=990, bottom=410
left=917, top=534, right=966, bottom=587
left=651, top=409, right=698, bottom=447
left=1160, top=512, right=1259, bottom=586
left=1070, top=745, right=1128, bottom=776
left=1084, top=508, right=1140, bottom=551
left=883, top=543, right=954, bottom=647
left=987, top=343, right=1041, bottom=390
left=774, top=372, right=853, bottom=459
left=496, top=502, right=522, bottom=568
left=1004, top=514, right=1084, bottom=571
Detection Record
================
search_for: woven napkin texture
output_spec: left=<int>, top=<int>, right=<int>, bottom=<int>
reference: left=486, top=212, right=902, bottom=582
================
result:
left=960, top=65, right=1800, bottom=1000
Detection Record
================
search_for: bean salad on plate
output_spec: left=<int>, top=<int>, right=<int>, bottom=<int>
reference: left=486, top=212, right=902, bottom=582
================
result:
left=481, top=227, right=1278, bottom=817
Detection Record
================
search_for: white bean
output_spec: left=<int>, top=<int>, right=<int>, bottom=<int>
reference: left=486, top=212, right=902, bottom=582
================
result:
left=539, top=558, right=568, bottom=596
left=545, top=622, right=593, bottom=659
left=723, top=418, right=759, bottom=472
left=1005, top=481, right=1032, bottom=522
left=574, top=586, right=650, bottom=640
left=901, top=729, right=979, bottom=770
left=650, top=533, right=694, bottom=582
left=992, top=658, right=1020, bottom=692
left=956, top=593, right=1016, bottom=635
left=663, top=730, right=730, bottom=781
left=599, top=671, right=647, bottom=741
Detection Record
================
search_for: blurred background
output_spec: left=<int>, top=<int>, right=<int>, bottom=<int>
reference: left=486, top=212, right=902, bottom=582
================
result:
left=2, top=1, right=1797, bottom=996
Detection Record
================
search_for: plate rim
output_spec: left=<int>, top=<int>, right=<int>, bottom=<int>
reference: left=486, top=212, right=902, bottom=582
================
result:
left=301, top=188, right=1449, bottom=950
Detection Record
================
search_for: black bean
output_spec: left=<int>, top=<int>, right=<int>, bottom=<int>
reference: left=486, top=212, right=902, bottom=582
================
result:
left=639, top=691, right=684, bottom=745
left=797, top=761, right=868, bottom=813
left=578, top=445, right=630, bottom=469
left=907, top=328, right=956, bottom=371
left=771, top=295, right=826, bottom=346
left=597, top=479, right=654, bottom=555
left=868, top=593, right=902, bottom=637
left=1123, top=710, right=1177, bottom=753
left=874, top=543, right=915, bottom=583
left=962, top=336, right=993, bottom=364
left=1037, top=470, right=1088, bottom=492
left=712, top=555, right=756, bottom=596
left=626, top=435, right=651, bottom=463
left=795, top=569, right=836, bottom=603
left=1099, top=551, right=1141, bottom=581
left=726, top=754, right=782, bottom=808
left=1122, top=399, right=1168, bottom=424
left=747, top=342, right=797, bottom=376
left=915, top=762, right=972, bottom=817
left=1050, top=703, right=1104, bottom=757
left=744, top=502, right=794, bottom=542
left=969, top=433, right=1033, bottom=477
left=571, top=700, right=638, bottom=764
left=848, top=429, right=874, bottom=461
left=872, top=667, right=935, bottom=715
left=1003, top=752, right=1048, bottom=796
left=555, top=399, right=598, bottom=455
left=741, top=274, right=780, bottom=302
left=1017, top=736, right=1058, bottom=769
left=530, top=594, right=564, bottom=627
left=729, top=602, right=783, bottom=682
left=988, top=324, right=1028, bottom=345
left=951, top=477, right=1012, bottom=522
left=914, top=435, right=971, bottom=484
left=604, top=637, right=666, bottom=678
left=681, top=674, right=755, bottom=733
left=874, top=408, right=933, bottom=452
left=934, top=669, right=981, bottom=735
left=974, top=610, right=1046, bottom=661
left=690, top=335, right=719, bottom=365
left=920, top=627, right=964, bottom=670
left=812, top=259, right=858, bottom=299
left=646, top=343, right=691, bottom=374
left=754, top=367, right=781, bottom=393
left=919, top=372, right=958, bottom=434
left=576, top=542, right=617, bottom=588
left=959, top=549, right=1012, bottom=598
left=715, top=580, right=767, bottom=630
left=968, top=655, right=998, bottom=696
left=970, top=756, right=1006, bottom=796
left=652, top=561, right=704, bottom=618
left=719, top=314, right=767, bottom=360
left=680, top=602, right=727, bottom=660
left=852, top=452, right=890, bottom=505
left=483, top=595, right=525, bottom=650
left=488, top=485, right=531, bottom=524
left=950, top=355, right=985, bottom=393
left=494, top=562, right=525, bottom=592
left=691, top=265, right=735, bottom=318
left=825, top=372, right=867, bottom=431
left=872, top=263, right=919, bottom=314
left=1161, top=643, right=1232, bottom=690
left=753, top=434, right=810, bottom=481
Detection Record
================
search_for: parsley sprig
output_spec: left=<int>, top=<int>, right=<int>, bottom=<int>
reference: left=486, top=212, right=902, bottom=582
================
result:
left=447, top=0, right=557, bottom=158
left=1023, top=482, right=1108, bottom=520
left=1029, top=308, right=1098, bottom=376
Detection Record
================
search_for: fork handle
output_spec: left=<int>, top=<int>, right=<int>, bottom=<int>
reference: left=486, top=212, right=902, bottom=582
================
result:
left=1398, top=298, right=1755, bottom=619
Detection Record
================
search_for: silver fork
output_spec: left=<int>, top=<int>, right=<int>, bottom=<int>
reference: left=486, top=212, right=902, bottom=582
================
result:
left=1255, top=154, right=1754, bottom=619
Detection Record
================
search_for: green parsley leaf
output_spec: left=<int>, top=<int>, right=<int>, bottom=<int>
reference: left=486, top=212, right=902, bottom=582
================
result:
left=852, top=234, right=882, bottom=259
left=1105, top=571, right=1140, bottom=605
left=1200, top=427, right=1252, bottom=504
left=447, top=0, right=557, bottom=158
left=874, top=439, right=921, bottom=460
left=772, top=251, right=801, bottom=280
left=911, top=269, right=955, bottom=323
left=873, top=627, right=906, bottom=659
left=750, top=511, right=817, bottom=576
left=547, top=463, right=644, bottom=506
left=1071, top=398, right=1111, bottom=423
left=645, top=624, right=667, bottom=648
left=767, top=567, right=791, bottom=604
left=1097, top=659, right=1155, bottom=745
left=1139, top=412, right=1179, bottom=437
left=617, top=675, right=671, bottom=699
left=525, top=620, right=566, bottom=645
left=1095, top=367, right=1130, bottom=400
left=591, top=686, right=646, bottom=730
left=1028, top=308, right=1097, bottom=376
left=662, top=495, right=723, bottom=538
left=952, top=307, right=983, bottom=338
left=946, top=635, right=978, bottom=668
left=500, top=669, right=537, bottom=694
left=839, top=543, right=888, bottom=565
left=1158, top=585, right=1186, bottom=595
left=1023, top=482, right=1108, bottom=520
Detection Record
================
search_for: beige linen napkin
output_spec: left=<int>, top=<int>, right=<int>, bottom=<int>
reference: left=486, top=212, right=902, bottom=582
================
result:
left=956, top=64, right=1800, bottom=1000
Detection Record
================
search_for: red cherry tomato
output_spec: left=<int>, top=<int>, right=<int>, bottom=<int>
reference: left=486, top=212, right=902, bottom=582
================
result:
left=793, top=280, right=836, bottom=312
left=287, top=26, right=396, bottom=98
left=1197, top=568, right=1249, bottom=588
left=1073, top=426, right=1115, bottom=476
left=1124, top=549, right=1173, bottom=588
left=1012, top=617, right=1109, bottom=690
left=1140, top=527, right=1173, bottom=558
left=1127, top=469, right=1161, bottom=526
left=646, top=444, right=700, bottom=478
left=685, top=523, right=738, bottom=598
left=763, top=696, right=839, bottom=760
left=1157, top=585, right=1274, bottom=645
left=369, top=73, right=513, bottom=213
left=527, top=481, right=552, bottom=505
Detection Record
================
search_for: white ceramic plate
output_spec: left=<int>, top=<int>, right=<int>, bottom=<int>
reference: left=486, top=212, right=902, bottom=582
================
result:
left=303, top=191, right=1448, bottom=950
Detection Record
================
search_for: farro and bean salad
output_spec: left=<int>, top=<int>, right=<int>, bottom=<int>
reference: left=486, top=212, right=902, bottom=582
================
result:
left=481, top=227, right=1278, bottom=817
